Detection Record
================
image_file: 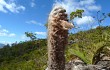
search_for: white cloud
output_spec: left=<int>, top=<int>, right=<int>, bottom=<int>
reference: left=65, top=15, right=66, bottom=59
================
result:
left=31, top=0, right=36, bottom=7
left=35, top=32, right=46, bottom=36
left=0, top=0, right=25, bottom=13
left=75, top=16, right=95, bottom=25
left=54, top=0, right=76, bottom=14
left=0, top=25, right=1, bottom=28
left=2, top=29, right=9, bottom=33
left=0, top=28, right=8, bottom=36
left=0, top=32, right=7, bottom=36
left=31, top=2, right=35, bottom=7
left=0, top=5, right=7, bottom=13
left=0, top=31, right=16, bottom=37
left=0, top=41, right=12, bottom=45
left=26, top=20, right=44, bottom=26
left=55, top=0, right=101, bottom=14
left=92, top=25, right=98, bottom=29
left=26, top=20, right=36, bottom=24
left=79, top=0, right=95, bottom=5
left=54, top=0, right=101, bottom=25
left=9, top=33, right=16, bottom=37
left=21, top=35, right=30, bottom=40
left=87, top=5, right=101, bottom=11
left=0, top=25, right=16, bottom=37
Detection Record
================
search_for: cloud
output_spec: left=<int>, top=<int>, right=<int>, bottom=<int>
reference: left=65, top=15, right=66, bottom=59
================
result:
left=35, top=32, right=46, bottom=36
left=21, top=35, right=30, bottom=40
left=26, top=20, right=44, bottom=26
left=26, top=20, right=36, bottom=24
left=0, top=32, right=7, bottom=36
left=9, top=33, right=16, bottom=37
left=0, top=28, right=8, bottom=36
left=54, top=0, right=101, bottom=25
left=55, top=0, right=101, bottom=14
left=31, top=0, right=36, bottom=7
left=92, top=25, right=99, bottom=29
left=0, top=41, right=12, bottom=45
left=79, top=0, right=95, bottom=5
left=75, top=16, right=95, bottom=25
left=2, top=29, right=9, bottom=33
left=0, top=25, right=1, bottom=28
left=0, top=0, right=25, bottom=13
left=87, top=5, right=101, bottom=11
left=0, top=25, right=16, bottom=37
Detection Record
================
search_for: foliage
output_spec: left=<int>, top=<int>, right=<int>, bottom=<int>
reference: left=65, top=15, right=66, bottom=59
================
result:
left=66, top=26, right=110, bottom=64
left=92, top=42, right=106, bottom=64
left=25, top=32, right=37, bottom=41
left=0, top=39, right=47, bottom=70
left=70, top=9, right=84, bottom=21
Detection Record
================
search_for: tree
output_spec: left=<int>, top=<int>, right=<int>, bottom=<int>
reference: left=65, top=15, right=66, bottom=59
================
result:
left=70, top=9, right=84, bottom=21
left=93, top=11, right=110, bottom=27
left=25, top=32, right=37, bottom=41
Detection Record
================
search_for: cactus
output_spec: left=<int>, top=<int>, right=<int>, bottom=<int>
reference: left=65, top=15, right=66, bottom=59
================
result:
left=47, top=5, right=74, bottom=70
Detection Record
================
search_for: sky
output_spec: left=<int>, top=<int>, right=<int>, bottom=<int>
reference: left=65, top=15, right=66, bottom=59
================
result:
left=0, top=0, right=110, bottom=44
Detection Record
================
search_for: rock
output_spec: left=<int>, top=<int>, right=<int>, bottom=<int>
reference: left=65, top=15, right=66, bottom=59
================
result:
left=101, top=56, right=110, bottom=61
left=46, top=60, right=110, bottom=70
left=65, top=59, right=86, bottom=70
left=65, top=59, right=110, bottom=70
left=45, top=67, right=48, bottom=70
left=99, top=53, right=110, bottom=61
left=96, top=60, right=110, bottom=67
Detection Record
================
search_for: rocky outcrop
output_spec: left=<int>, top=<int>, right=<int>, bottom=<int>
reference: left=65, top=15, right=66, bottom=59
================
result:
left=65, top=59, right=110, bottom=70
left=96, top=60, right=110, bottom=67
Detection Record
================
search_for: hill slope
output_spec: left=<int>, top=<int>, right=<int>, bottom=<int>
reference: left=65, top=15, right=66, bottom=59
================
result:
left=0, top=26, right=110, bottom=70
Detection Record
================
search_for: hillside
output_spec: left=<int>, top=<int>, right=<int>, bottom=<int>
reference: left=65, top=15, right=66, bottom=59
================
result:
left=0, top=26, right=110, bottom=70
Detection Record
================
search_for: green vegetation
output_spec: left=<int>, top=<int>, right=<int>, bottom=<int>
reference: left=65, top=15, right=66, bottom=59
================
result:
left=0, top=26, right=110, bottom=70
left=25, top=32, right=37, bottom=41
left=66, top=26, right=110, bottom=64
left=70, top=9, right=84, bottom=20
left=0, top=39, right=47, bottom=70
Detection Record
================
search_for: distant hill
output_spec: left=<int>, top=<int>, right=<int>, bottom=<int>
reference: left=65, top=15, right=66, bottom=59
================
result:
left=0, top=43, right=5, bottom=48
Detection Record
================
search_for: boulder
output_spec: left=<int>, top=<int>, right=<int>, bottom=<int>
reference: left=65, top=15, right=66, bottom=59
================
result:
left=65, top=59, right=110, bottom=70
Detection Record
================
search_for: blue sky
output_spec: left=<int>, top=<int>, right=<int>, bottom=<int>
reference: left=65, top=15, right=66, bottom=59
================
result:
left=0, top=0, right=110, bottom=44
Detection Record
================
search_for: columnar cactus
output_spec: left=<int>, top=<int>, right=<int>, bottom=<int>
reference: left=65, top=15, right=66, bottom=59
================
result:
left=47, top=5, right=74, bottom=70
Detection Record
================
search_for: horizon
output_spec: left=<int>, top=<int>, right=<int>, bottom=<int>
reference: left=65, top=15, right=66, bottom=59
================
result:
left=0, top=0, right=110, bottom=44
